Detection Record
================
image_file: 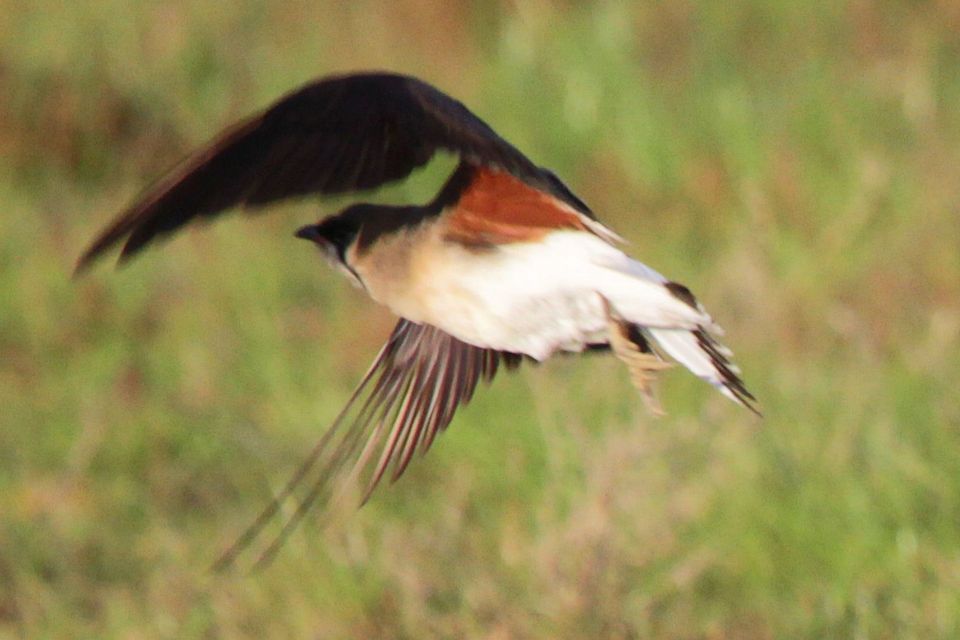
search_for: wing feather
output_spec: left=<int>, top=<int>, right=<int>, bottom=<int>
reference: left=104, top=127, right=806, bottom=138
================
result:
left=78, top=72, right=593, bottom=270
left=212, top=318, right=522, bottom=572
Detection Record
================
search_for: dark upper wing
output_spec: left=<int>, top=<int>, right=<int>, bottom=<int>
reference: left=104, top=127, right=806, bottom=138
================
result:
left=213, top=318, right=523, bottom=572
left=77, top=71, right=592, bottom=270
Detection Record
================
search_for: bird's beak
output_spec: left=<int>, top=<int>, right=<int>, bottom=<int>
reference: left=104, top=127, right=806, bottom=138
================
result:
left=295, top=224, right=322, bottom=242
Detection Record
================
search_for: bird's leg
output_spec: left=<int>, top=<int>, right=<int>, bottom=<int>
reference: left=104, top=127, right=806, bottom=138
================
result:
left=601, top=297, right=674, bottom=417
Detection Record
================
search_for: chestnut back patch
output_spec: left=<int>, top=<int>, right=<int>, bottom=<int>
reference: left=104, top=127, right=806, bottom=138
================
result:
left=444, top=167, right=590, bottom=246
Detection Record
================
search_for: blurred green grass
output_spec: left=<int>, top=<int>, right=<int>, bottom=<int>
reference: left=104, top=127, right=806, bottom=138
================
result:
left=2, top=0, right=960, bottom=637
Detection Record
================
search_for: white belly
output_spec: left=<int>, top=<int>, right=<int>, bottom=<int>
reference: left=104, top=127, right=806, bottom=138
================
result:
left=361, top=229, right=708, bottom=361
left=410, top=233, right=622, bottom=359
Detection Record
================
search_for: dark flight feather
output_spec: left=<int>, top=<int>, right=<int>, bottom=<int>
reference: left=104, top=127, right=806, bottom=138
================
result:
left=212, top=318, right=522, bottom=572
left=77, top=72, right=593, bottom=270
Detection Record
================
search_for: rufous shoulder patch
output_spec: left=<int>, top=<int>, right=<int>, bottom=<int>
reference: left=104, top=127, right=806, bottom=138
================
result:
left=443, top=167, right=592, bottom=246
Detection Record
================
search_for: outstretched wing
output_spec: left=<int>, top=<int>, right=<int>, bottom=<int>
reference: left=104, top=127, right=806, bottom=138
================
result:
left=78, top=72, right=592, bottom=269
left=213, top=318, right=523, bottom=572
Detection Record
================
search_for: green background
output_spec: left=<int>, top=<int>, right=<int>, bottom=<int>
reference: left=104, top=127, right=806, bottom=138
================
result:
left=3, top=1, right=960, bottom=637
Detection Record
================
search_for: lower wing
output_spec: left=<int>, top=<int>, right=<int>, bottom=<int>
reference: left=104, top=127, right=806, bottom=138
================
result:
left=213, top=318, right=522, bottom=572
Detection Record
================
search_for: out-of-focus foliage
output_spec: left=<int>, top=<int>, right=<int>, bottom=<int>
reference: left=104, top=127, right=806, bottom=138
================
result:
left=2, top=1, right=959, bottom=637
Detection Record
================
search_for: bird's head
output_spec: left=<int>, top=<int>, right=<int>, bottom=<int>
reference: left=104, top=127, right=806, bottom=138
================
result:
left=295, top=208, right=369, bottom=286
left=297, top=203, right=429, bottom=288
left=296, top=215, right=359, bottom=262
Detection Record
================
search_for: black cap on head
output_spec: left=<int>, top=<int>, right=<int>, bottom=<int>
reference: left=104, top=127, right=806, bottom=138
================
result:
left=295, top=214, right=364, bottom=265
left=294, top=225, right=323, bottom=242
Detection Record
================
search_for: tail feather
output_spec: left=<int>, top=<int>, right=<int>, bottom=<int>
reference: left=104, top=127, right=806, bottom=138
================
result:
left=645, top=326, right=760, bottom=415
left=597, top=255, right=758, bottom=415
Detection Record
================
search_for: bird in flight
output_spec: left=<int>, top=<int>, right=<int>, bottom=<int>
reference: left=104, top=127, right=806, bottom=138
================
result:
left=77, top=71, right=758, bottom=569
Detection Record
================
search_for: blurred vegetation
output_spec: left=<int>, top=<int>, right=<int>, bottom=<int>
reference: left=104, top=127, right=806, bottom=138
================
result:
left=2, top=0, right=960, bottom=637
